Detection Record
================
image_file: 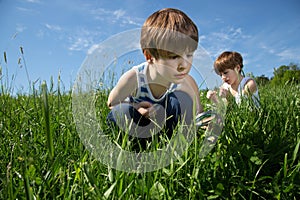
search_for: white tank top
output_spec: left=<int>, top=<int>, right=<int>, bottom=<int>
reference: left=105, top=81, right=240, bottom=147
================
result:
left=223, top=77, right=260, bottom=107
left=129, top=62, right=178, bottom=104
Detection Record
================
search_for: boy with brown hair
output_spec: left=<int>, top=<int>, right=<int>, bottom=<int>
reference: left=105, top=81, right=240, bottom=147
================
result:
left=207, top=51, right=260, bottom=107
left=107, top=8, right=204, bottom=140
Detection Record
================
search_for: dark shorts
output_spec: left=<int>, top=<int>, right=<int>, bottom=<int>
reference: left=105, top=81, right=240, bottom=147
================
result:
left=106, top=91, right=193, bottom=150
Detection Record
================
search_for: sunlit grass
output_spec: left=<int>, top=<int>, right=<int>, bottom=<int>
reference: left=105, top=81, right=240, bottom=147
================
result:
left=0, top=76, right=299, bottom=199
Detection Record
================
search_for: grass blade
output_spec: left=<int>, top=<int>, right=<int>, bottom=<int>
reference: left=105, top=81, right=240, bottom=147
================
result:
left=292, top=140, right=300, bottom=166
left=42, top=81, right=54, bottom=160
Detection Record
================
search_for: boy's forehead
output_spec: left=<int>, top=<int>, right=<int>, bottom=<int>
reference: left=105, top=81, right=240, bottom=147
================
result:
left=142, top=27, right=198, bottom=47
left=158, top=48, right=195, bottom=58
left=171, top=50, right=195, bottom=55
left=160, top=41, right=197, bottom=56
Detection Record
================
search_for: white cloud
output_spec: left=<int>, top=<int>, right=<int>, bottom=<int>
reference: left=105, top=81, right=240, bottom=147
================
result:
left=113, top=9, right=125, bottom=19
left=16, top=24, right=26, bottom=33
left=230, top=27, right=242, bottom=37
left=90, top=7, right=142, bottom=27
left=67, top=28, right=101, bottom=52
left=45, top=24, right=62, bottom=32
left=65, top=7, right=143, bottom=52
left=87, top=44, right=101, bottom=55
left=276, top=48, right=300, bottom=62
left=124, top=18, right=142, bottom=26
left=199, top=26, right=253, bottom=59
left=16, top=7, right=34, bottom=13
left=199, top=35, right=206, bottom=41
left=259, top=43, right=275, bottom=54
left=87, top=28, right=141, bottom=55
left=68, top=37, right=90, bottom=51
left=214, top=18, right=224, bottom=23
left=25, top=0, right=41, bottom=3
left=32, top=5, right=143, bottom=54
left=258, top=41, right=300, bottom=63
left=16, top=6, right=40, bottom=15
left=213, top=27, right=249, bottom=41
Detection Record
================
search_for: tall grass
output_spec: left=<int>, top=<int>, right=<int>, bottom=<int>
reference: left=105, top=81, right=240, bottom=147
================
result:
left=0, top=77, right=299, bottom=199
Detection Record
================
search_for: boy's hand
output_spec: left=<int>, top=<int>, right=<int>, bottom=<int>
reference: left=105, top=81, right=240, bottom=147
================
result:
left=134, top=101, right=157, bottom=118
left=207, top=86, right=229, bottom=104
left=219, top=87, right=229, bottom=98
left=207, top=90, right=218, bottom=104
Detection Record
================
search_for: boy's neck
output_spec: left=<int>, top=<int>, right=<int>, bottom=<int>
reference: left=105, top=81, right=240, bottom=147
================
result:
left=147, top=63, right=171, bottom=98
left=231, top=74, right=244, bottom=91
left=147, top=63, right=171, bottom=88
left=149, top=84, right=168, bottom=99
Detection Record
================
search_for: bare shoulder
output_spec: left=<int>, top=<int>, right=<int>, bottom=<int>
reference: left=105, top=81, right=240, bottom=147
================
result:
left=178, top=74, right=199, bottom=94
left=244, top=79, right=258, bottom=94
left=121, top=68, right=137, bottom=80
left=116, top=68, right=137, bottom=86
left=179, top=74, right=203, bottom=113
left=107, top=68, right=137, bottom=107
left=183, top=74, right=198, bottom=88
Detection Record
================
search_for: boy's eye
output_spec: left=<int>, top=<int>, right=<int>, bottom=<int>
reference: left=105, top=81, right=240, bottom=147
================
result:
left=168, top=53, right=193, bottom=59
left=219, top=71, right=227, bottom=77
left=170, top=54, right=179, bottom=59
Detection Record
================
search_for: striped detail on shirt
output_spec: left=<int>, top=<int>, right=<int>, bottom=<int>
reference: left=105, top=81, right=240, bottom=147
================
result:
left=129, top=62, right=178, bottom=104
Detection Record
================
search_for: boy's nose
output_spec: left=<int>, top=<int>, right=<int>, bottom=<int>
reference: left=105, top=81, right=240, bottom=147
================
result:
left=177, top=57, right=187, bottom=72
left=221, top=74, right=227, bottom=80
left=177, top=65, right=185, bottom=72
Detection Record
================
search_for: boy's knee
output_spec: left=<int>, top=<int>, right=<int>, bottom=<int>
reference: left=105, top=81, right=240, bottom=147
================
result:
left=171, top=91, right=193, bottom=123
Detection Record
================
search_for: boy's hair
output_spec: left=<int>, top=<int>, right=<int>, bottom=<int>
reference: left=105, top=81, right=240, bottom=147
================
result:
left=214, top=51, right=244, bottom=75
left=140, top=8, right=198, bottom=59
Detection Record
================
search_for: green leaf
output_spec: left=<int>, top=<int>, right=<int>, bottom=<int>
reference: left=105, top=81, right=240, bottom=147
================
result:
left=250, top=156, right=262, bottom=165
left=149, top=181, right=165, bottom=200
left=104, top=182, right=117, bottom=199
left=292, top=140, right=300, bottom=165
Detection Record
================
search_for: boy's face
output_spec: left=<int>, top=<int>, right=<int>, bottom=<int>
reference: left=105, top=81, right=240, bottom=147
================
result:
left=153, top=51, right=194, bottom=84
left=219, top=67, right=240, bottom=85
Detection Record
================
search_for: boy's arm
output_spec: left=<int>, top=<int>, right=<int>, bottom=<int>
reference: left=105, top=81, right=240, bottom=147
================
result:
left=180, top=75, right=203, bottom=114
left=107, top=69, right=137, bottom=109
left=243, top=79, right=258, bottom=96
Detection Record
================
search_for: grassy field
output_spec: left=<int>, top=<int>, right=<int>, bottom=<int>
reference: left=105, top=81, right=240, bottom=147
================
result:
left=0, top=80, right=299, bottom=199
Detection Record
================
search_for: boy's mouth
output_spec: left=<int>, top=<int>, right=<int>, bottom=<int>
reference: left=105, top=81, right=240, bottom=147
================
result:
left=175, top=73, right=187, bottom=79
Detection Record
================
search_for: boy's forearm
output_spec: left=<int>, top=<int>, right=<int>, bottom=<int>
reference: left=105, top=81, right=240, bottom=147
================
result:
left=107, top=97, right=131, bottom=109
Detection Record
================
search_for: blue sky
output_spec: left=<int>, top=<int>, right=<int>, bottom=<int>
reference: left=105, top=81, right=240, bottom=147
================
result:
left=1, top=0, right=299, bottom=93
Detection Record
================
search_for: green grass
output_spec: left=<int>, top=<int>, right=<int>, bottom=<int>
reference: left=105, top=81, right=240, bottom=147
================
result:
left=0, top=80, right=299, bottom=199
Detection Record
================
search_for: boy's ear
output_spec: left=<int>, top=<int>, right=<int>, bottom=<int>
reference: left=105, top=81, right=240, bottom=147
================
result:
left=143, top=50, right=153, bottom=62
left=235, top=65, right=241, bottom=73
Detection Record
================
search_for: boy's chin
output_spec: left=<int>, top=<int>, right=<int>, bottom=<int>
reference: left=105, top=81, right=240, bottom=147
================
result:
left=172, top=79, right=184, bottom=84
